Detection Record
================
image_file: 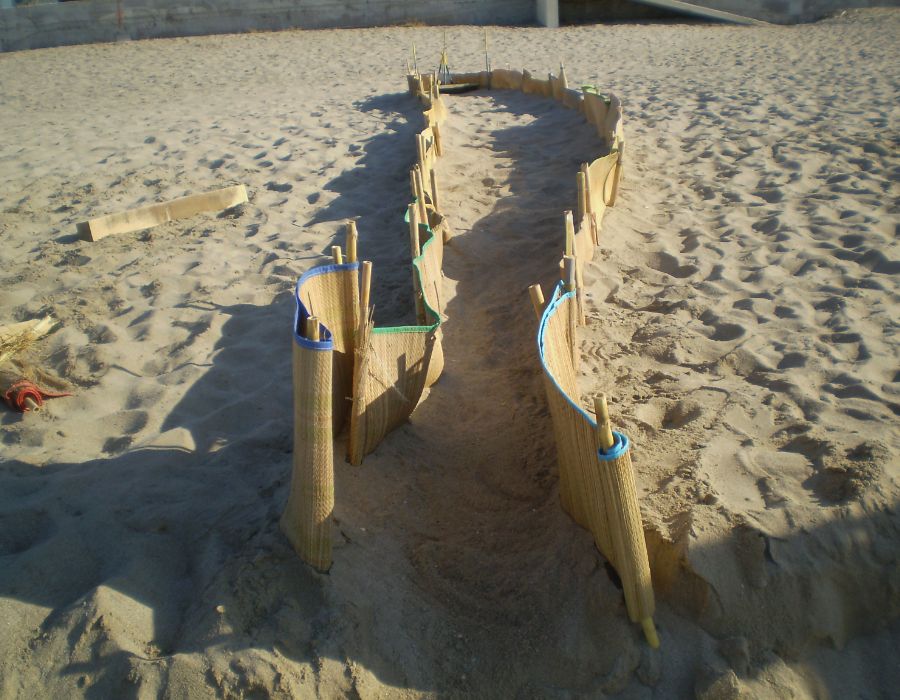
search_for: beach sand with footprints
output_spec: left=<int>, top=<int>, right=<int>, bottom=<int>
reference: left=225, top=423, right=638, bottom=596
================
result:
left=1, top=10, right=898, bottom=698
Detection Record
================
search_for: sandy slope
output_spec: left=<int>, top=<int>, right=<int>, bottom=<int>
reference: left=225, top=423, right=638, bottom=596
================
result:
left=1, top=10, right=898, bottom=698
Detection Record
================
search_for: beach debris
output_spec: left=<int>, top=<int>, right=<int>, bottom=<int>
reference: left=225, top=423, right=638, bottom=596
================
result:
left=0, top=316, right=57, bottom=366
left=2, top=376, right=72, bottom=413
left=77, top=183, right=249, bottom=242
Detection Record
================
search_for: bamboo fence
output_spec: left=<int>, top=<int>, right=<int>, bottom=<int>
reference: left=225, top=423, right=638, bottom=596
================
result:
left=283, top=59, right=655, bottom=647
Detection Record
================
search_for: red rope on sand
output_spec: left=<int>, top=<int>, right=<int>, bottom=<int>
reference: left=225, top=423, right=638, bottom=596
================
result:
left=2, top=379, right=73, bottom=413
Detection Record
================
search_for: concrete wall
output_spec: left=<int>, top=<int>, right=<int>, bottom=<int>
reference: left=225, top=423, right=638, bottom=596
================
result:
left=560, top=0, right=897, bottom=24
left=0, top=0, right=535, bottom=52
left=671, top=0, right=898, bottom=23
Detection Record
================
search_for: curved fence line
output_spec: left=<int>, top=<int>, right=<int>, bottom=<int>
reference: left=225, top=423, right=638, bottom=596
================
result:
left=282, top=63, right=658, bottom=646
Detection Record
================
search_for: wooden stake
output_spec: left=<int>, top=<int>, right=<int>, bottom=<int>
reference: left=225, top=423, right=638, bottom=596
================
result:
left=430, top=169, right=441, bottom=212
left=575, top=258, right=586, bottom=326
left=433, top=123, right=443, bottom=157
left=414, top=167, right=428, bottom=224
left=577, top=171, right=587, bottom=227
left=359, top=261, right=372, bottom=325
left=332, top=246, right=343, bottom=265
left=528, top=284, right=545, bottom=321
left=564, top=255, right=578, bottom=367
left=407, top=203, right=421, bottom=259
left=582, top=162, right=597, bottom=245
left=345, top=220, right=358, bottom=263
left=594, top=394, right=615, bottom=451
left=416, top=133, right=427, bottom=173
left=306, top=315, right=320, bottom=342
left=410, top=168, right=419, bottom=202
left=564, top=210, right=575, bottom=257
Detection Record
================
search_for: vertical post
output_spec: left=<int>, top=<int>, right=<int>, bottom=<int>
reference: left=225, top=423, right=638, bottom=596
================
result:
left=430, top=169, right=441, bottom=212
left=433, top=123, right=443, bottom=157
left=417, top=133, right=427, bottom=173
left=575, top=261, right=586, bottom=326
left=408, top=203, right=421, bottom=259
left=529, top=284, right=545, bottom=321
left=564, top=210, right=575, bottom=257
left=348, top=262, right=373, bottom=466
left=564, top=255, right=578, bottom=368
left=581, top=163, right=596, bottom=245
left=414, top=167, right=428, bottom=224
left=332, top=246, right=343, bottom=265
left=345, top=220, right=358, bottom=263
left=359, top=261, right=372, bottom=328
left=410, top=168, right=419, bottom=203
left=577, top=171, right=587, bottom=229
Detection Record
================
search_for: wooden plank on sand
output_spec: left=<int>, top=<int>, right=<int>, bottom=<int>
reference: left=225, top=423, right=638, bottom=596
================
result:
left=77, top=184, right=249, bottom=242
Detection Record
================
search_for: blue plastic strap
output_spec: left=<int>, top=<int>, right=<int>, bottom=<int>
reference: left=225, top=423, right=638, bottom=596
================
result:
left=293, top=262, right=360, bottom=350
left=597, top=431, right=630, bottom=461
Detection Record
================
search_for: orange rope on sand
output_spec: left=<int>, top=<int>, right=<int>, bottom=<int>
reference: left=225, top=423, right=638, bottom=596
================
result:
left=2, top=379, right=72, bottom=413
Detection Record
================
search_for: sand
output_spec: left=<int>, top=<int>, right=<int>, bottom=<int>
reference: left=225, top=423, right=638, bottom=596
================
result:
left=1, top=9, right=899, bottom=698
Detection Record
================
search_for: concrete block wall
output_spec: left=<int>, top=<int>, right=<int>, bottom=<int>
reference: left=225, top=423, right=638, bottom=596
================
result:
left=0, top=0, right=535, bottom=52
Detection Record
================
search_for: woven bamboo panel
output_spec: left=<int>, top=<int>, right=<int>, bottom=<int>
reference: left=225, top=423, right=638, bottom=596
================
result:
left=281, top=328, right=334, bottom=572
left=522, top=69, right=552, bottom=98
left=582, top=91, right=610, bottom=131
left=295, top=264, right=360, bottom=432
left=352, top=326, right=441, bottom=458
left=490, top=68, right=524, bottom=90
left=538, top=286, right=654, bottom=628
left=588, top=152, right=620, bottom=213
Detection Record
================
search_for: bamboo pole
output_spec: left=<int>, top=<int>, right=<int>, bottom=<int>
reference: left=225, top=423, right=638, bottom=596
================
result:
left=564, top=210, right=575, bottom=257
left=414, top=167, right=428, bottom=224
left=577, top=171, right=587, bottom=228
left=433, top=123, right=443, bottom=157
left=430, top=169, right=441, bottom=212
left=595, top=393, right=615, bottom=451
left=575, top=258, right=586, bottom=326
left=409, top=168, right=418, bottom=203
left=416, top=133, right=427, bottom=173
left=348, top=262, right=373, bottom=465
left=564, top=255, right=578, bottom=368
left=345, top=220, right=358, bottom=263
left=581, top=163, right=597, bottom=245
left=332, top=246, right=343, bottom=265
left=592, top=394, right=659, bottom=649
left=528, top=284, right=545, bottom=321
left=359, top=261, right=372, bottom=328
left=306, top=316, right=319, bottom=342
left=407, top=203, right=421, bottom=259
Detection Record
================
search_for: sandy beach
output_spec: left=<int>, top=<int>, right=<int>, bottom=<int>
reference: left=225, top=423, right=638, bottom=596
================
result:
left=1, top=10, right=898, bottom=698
